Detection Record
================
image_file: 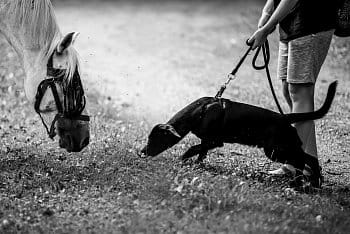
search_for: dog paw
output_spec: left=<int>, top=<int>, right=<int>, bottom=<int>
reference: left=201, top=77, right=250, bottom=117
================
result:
left=289, top=174, right=322, bottom=193
left=305, top=170, right=323, bottom=189
left=181, top=158, right=194, bottom=166
left=309, top=175, right=322, bottom=189
left=194, top=159, right=205, bottom=166
left=288, top=176, right=304, bottom=188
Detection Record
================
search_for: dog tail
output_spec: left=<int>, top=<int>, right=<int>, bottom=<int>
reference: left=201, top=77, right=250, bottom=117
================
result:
left=286, top=81, right=337, bottom=124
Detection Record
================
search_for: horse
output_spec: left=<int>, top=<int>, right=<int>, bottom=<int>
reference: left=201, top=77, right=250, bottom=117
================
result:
left=0, top=0, right=90, bottom=152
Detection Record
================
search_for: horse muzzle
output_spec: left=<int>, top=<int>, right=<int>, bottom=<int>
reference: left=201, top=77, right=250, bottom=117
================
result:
left=57, top=116, right=90, bottom=152
left=59, top=136, right=89, bottom=152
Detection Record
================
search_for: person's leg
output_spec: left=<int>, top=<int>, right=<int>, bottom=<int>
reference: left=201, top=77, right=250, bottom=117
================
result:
left=268, top=41, right=296, bottom=175
left=287, top=30, right=334, bottom=159
left=269, top=84, right=316, bottom=175
left=282, top=80, right=292, bottom=111
left=278, top=41, right=293, bottom=111
left=288, top=83, right=317, bottom=158
left=269, top=30, right=334, bottom=177
left=285, top=31, right=334, bottom=179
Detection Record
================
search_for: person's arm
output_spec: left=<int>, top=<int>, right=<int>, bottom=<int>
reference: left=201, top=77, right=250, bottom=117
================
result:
left=263, top=0, right=299, bottom=32
left=258, top=0, right=275, bottom=28
left=249, top=0, right=299, bottom=49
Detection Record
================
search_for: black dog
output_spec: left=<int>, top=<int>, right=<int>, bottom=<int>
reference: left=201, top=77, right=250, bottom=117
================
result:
left=141, top=82, right=337, bottom=187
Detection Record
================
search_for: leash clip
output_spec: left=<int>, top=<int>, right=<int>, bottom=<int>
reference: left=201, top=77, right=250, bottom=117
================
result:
left=227, top=73, right=236, bottom=82
left=223, top=73, right=237, bottom=87
left=215, top=73, right=237, bottom=99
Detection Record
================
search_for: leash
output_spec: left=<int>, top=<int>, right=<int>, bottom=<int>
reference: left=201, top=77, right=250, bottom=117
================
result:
left=215, top=39, right=284, bottom=115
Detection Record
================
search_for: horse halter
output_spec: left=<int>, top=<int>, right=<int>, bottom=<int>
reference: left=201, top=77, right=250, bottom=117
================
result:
left=34, top=50, right=90, bottom=139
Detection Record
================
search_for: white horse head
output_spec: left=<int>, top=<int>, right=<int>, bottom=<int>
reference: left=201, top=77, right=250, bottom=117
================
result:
left=0, top=0, right=90, bottom=152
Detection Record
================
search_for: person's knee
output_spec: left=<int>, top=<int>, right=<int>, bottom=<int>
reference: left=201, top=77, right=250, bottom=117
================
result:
left=281, top=80, right=292, bottom=110
left=282, top=81, right=289, bottom=99
left=288, top=83, right=314, bottom=111
left=289, top=84, right=313, bottom=101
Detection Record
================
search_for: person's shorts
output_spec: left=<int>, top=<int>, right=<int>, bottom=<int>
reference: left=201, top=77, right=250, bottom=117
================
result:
left=277, top=30, right=334, bottom=84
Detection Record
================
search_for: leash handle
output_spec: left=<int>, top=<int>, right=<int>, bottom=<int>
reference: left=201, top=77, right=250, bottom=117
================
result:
left=251, top=40, right=284, bottom=114
left=261, top=43, right=284, bottom=115
left=246, top=39, right=254, bottom=47
left=252, top=41, right=270, bottom=70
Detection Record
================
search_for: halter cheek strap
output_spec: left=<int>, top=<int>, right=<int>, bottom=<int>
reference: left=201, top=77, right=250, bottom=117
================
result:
left=34, top=77, right=64, bottom=139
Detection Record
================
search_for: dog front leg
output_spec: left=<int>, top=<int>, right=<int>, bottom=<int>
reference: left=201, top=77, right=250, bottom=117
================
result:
left=181, top=144, right=204, bottom=161
left=195, top=150, right=209, bottom=163
left=195, top=141, right=223, bottom=163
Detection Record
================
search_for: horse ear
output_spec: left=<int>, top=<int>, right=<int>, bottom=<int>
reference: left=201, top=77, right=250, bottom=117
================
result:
left=57, top=32, right=80, bottom=54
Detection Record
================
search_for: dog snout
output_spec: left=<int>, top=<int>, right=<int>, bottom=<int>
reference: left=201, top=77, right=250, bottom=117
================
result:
left=138, top=147, right=148, bottom=158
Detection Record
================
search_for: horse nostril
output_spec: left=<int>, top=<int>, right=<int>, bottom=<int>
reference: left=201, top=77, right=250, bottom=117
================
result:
left=81, top=136, right=90, bottom=148
left=67, top=135, right=74, bottom=148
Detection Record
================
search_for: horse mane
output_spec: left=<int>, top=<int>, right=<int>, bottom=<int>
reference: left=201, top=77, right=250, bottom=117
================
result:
left=6, top=0, right=80, bottom=81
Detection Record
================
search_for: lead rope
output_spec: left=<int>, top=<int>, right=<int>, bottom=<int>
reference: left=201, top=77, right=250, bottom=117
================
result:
left=215, top=39, right=284, bottom=115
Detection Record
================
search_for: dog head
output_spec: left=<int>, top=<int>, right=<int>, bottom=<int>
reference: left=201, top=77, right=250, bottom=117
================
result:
left=140, top=124, right=182, bottom=157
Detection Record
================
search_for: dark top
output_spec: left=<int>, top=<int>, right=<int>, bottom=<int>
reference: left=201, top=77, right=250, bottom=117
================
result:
left=274, top=0, right=338, bottom=42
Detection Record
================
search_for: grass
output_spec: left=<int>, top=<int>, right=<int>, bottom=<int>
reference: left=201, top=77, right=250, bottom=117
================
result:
left=1, top=1, right=350, bottom=233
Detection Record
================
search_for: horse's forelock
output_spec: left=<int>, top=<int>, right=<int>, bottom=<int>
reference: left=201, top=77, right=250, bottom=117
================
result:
left=64, top=46, right=81, bottom=83
left=46, top=39, right=81, bottom=83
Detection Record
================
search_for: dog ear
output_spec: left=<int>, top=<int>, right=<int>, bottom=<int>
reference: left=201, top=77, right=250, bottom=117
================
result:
left=57, top=32, right=80, bottom=54
left=164, top=124, right=181, bottom=138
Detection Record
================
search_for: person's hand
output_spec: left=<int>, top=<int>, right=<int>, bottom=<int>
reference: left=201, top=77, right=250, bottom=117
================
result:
left=248, top=27, right=269, bottom=50
left=248, top=21, right=276, bottom=50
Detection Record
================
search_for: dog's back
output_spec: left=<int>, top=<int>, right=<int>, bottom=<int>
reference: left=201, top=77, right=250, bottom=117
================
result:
left=167, top=97, right=215, bottom=125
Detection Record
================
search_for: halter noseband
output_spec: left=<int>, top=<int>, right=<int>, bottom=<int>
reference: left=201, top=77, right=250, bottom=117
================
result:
left=34, top=50, right=90, bottom=139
